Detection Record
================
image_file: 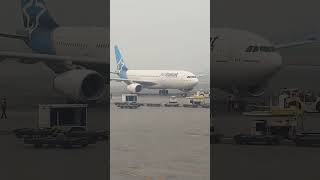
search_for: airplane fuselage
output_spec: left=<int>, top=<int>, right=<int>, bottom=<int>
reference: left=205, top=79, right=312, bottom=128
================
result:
left=52, top=27, right=109, bottom=59
left=27, top=27, right=109, bottom=75
left=29, top=27, right=109, bottom=60
left=211, top=28, right=282, bottom=95
left=126, top=70, right=199, bottom=90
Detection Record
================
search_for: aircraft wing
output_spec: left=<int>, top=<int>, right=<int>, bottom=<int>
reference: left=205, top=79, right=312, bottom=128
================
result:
left=110, top=77, right=157, bottom=86
left=0, top=51, right=108, bottom=65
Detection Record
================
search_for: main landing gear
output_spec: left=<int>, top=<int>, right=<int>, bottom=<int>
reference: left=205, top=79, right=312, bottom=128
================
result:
left=159, top=89, right=169, bottom=95
left=227, top=95, right=248, bottom=112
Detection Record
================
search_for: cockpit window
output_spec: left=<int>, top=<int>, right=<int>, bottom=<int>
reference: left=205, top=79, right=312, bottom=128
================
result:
left=245, top=45, right=276, bottom=52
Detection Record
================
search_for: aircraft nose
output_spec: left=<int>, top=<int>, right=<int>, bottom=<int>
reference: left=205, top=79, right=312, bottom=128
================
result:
left=261, top=53, right=282, bottom=78
left=193, top=78, right=199, bottom=85
left=276, top=54, right=283, bottom=68
left=270, top=53, right=283, bottom=72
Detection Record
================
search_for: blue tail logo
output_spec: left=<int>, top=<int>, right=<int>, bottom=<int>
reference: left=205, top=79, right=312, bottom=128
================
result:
left=114, top=46, right=128, bottom=79
left=21, top=0, right=58, bottom=35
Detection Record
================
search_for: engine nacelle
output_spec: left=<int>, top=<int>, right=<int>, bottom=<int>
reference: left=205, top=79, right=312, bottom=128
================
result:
left=127, top=83, right=143, bottom=93
left=53, top=69, right=106, bottom=102
left=247, top=85, right=266, bottom=97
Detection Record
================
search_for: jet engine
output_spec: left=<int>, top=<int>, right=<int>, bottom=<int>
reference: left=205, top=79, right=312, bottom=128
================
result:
left=127, top=83, right=143, bottom=93
left=53, top=69, right=106, bottom=102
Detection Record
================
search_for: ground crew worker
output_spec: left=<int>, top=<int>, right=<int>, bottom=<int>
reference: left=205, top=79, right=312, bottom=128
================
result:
left=1, top=97, right=7, bottom=119
left=230, top=95, right=236, bottom=111
left=227, top=95, right=233, bottom=112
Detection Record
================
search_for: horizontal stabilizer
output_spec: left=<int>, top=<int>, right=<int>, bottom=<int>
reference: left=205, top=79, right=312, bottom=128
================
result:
left=0, top=32, right=28, bottom=41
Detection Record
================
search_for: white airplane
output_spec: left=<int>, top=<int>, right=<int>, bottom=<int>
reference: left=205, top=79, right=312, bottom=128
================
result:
left=111, top=46, right=199, bottom=95
left=211, top=28, right=317, bottom=98
left=0, top=0, right=109, bottom=102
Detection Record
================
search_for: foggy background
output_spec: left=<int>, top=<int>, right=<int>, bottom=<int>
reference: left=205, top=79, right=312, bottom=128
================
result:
left=110, top=0, right=210, bottom=74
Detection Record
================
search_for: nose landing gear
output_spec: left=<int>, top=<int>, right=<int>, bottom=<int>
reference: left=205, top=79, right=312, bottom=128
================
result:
left=181, top=93, right=187, bottom=97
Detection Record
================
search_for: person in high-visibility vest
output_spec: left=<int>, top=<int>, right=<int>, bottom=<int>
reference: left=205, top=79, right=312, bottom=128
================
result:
left=227, top=95, right=234, bottom=112
left=1, top=97, right=7, bottom=119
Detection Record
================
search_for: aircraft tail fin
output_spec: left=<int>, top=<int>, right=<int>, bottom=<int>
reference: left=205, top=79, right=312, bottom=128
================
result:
left=114, top=46, right=128, bottom=79
left=20, top=0, right=59, bottom=34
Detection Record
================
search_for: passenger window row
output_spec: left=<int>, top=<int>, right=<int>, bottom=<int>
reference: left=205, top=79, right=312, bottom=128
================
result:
left=57, top=41, right=88, bottom=48
left=56, top=41, right=109, bottom=49
left=96, top=43, right=109, bottom=48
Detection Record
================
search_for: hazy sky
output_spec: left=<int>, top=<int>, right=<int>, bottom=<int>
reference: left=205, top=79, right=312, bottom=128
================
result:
left=111, top=0, right=210, bottom=74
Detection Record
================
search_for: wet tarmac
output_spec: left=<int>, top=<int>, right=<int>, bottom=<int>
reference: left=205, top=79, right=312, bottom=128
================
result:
left=111, top=95, right=210, bottom=180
